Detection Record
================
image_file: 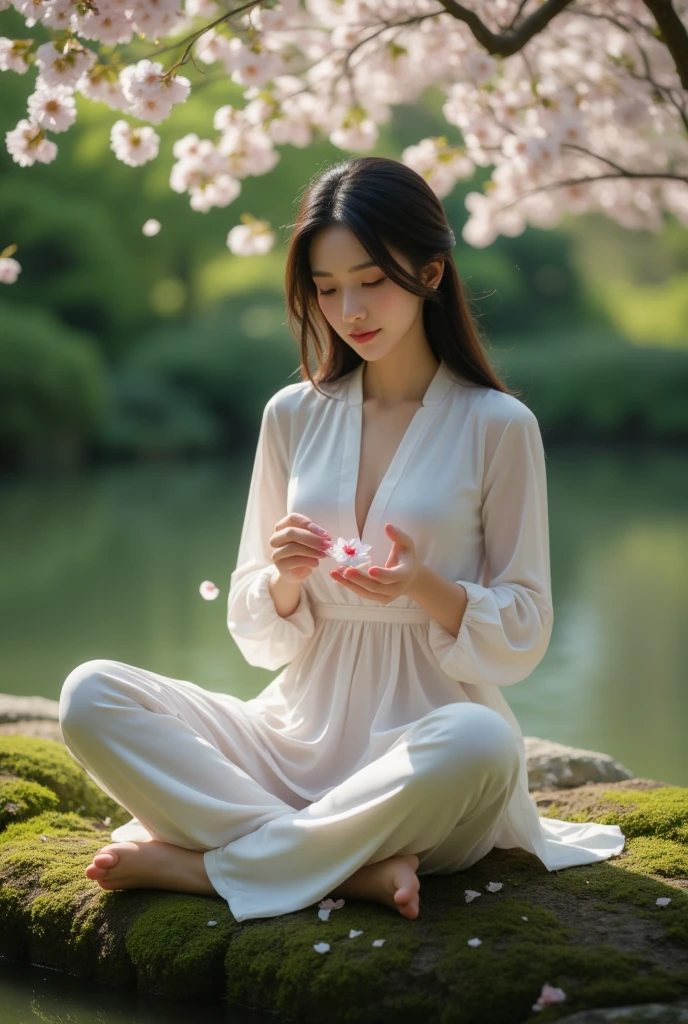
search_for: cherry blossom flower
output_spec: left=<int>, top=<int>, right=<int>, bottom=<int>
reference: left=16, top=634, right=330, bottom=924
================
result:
left=227, top=218, right=274, bottom=256
left=0, top=37, right=33, bottom=73
left=6, top=119, right=57, bottom=166
left=35, top=40, right=96, bottom=89
left=77, top=70, right=127, bottom=111
left=532, top=983, right=566, bottom=1012
left=329, top=538, right=372, bottom=569
left=120, top=59, right=190, bottom=125
left=110, top=120, right=160, bottom=167
left=0, top=257, right=21, bottom=284
left=199, top=580, right=219, bottom=601
left=142, top=219, right=161, bottom=236
left=27, top=84, right=76, bottom=133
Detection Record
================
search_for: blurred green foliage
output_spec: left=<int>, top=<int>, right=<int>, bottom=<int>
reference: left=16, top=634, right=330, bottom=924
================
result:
left=1, top=4, right=687, bottom=471
left=0, top=301, right=108, bottom=470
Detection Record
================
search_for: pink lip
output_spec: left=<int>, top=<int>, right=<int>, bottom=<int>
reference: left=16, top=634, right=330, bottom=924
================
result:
left=350, top=329, right=380, bottom=342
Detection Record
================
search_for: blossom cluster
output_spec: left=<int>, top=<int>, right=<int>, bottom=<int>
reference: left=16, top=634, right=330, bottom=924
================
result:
left=1, top=0, right=687, bottom=247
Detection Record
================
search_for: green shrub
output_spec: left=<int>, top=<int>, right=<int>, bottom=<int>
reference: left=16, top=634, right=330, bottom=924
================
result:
left=0, top=301, right=108, bottom=469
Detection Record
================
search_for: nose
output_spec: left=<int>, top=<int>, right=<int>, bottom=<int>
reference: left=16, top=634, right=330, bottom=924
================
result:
left=341, top=291, right=368, bottom=323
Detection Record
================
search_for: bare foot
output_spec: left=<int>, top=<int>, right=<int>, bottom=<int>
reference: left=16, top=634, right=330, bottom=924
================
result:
left=85, top=840, right=216, bottom=896
left=326, top=854, right=421, bottom=920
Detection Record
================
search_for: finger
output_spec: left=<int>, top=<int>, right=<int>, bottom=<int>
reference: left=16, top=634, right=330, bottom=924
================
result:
left=365, top=565, right=397, bottom=582
left=330, top=570, right=375, bottom=597
left=339, top=567, right=386, bottom=593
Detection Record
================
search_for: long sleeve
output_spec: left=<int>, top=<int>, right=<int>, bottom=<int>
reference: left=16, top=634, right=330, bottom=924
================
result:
left=427, top=403, right=554, bottom=687
left=227, top=394, right=316, bottom=671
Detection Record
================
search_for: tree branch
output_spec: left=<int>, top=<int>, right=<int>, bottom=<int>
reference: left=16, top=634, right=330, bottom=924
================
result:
left=435, top=0, right=574, bottom=56
left=493, top=169, right=688, bottom=215
left=641, top=0, right=688, bottom=89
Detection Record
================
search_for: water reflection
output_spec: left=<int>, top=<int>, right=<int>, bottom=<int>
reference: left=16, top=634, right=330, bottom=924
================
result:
left=0, top=956, right=275, bottom=1022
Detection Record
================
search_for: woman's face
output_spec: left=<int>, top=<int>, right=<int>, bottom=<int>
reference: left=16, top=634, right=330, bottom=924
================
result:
left=309, top=225, right=439, bottom=362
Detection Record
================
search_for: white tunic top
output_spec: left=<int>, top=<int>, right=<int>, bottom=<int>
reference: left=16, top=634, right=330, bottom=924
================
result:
left=228, top=359, right=625, bottom=871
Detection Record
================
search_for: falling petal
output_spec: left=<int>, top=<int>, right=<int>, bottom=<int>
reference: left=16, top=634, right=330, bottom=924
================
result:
left=349, top=929, right=363, bottom=938
left=372, top=939, right=385, bottom=947
left=656, top=897, right=672, bottom=906
left=199, top=580, right=219, bottom=600
left=207, top=921, right=217, bottom=926
left=313, top=942, right=330, bottom=953
left=142, top=218, right=161, bottom=236
left=318, top=909, right=331, bottom=921
left=467, top=938, right=482, bottom=947
left=464, top=889, right=481, bottom=903
left=486, top=881, right=503, bottom=892
left=522, top=916, right=528, bottom=921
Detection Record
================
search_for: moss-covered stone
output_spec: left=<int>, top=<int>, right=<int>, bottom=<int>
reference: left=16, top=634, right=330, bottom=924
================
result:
left=0, top=737, right=686, bottom=1023
left=0, top=735, right=129, bottom=824
left=0, top=773, right=59, bottom=828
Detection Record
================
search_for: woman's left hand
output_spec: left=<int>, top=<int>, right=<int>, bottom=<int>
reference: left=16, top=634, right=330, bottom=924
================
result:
left=330, top=523, right=423, bottom=604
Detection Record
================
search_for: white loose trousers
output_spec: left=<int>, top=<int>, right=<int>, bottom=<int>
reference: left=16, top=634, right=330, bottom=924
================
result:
left=58, top=658, right=523, bottom=923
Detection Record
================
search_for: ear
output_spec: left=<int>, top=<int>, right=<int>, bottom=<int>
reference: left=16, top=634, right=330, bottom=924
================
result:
left=423, top=258, right=444, bottom=290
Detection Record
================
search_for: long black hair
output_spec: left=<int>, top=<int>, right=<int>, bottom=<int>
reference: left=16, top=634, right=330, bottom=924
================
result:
left=283, top=155, right=518, bottom=397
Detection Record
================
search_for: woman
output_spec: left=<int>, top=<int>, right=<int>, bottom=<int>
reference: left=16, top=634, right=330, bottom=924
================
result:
left=59, top=156, right=625, bottom=923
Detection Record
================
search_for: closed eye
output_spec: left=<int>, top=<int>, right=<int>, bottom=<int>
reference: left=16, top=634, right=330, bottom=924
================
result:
left=317, top=277, right=386, bottom=297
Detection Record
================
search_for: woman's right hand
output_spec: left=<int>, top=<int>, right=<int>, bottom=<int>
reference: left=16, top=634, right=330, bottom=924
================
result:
left=269, top=512, right=333, bottom=583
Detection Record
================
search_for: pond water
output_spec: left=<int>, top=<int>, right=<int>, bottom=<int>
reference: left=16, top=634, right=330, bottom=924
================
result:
left=1, top=444, right=687, bottom=1017
left=0, top=956, right=275, bottom=1022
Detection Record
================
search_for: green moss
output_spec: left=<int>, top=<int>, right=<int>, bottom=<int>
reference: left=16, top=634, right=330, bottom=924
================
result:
left=0, top=735, right=127, bottom=823
left=0, top=774, right=59, bottom=828
left=126, top=895, right=238, bottom=996
left=572, top=787, right=688, bottom=837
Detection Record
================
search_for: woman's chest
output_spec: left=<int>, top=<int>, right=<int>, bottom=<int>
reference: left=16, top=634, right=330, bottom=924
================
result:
left=286, top=399, right=484, bottom=563
left=355, top=402, right=422, bottom=541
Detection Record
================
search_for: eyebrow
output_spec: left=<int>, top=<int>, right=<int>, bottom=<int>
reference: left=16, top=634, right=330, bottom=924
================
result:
left=311, top=260, right=378, bottom=278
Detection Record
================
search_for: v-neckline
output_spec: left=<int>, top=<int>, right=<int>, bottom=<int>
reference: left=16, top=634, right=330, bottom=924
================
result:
left=342, top=360, right=454, bottom=546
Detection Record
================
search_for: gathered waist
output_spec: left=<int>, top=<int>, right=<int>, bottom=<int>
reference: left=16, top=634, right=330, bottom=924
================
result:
left=311, top=601, right=432, bottom=624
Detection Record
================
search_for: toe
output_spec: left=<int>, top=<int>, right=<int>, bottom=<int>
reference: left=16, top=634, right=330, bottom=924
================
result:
left=94, top=853, right=117, bottom=866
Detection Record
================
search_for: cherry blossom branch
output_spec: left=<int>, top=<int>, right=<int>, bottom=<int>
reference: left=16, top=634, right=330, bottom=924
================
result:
left=641, top=0, right=688, bottom=89
left=494, top=168, right=688, bottom=215
left=435, top=0, right=575, bottom=57
left=100, top=0, right=262, bottom=72
left=563, top=142, right=688, bottom=182
left=165, top=0, right=263, bottom=76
